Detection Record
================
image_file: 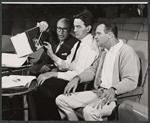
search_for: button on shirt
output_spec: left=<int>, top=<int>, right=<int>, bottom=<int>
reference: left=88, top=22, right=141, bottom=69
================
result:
left=100, top=39, right=124, bottom=89
left=55, top=34, right=99, bottom=81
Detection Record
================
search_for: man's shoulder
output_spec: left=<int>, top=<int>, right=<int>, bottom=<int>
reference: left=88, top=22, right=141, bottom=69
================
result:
left=68, top=34, right=80, bottom=42
left=119, top=44, right=138, bottom=57
left=63, top=34, right=80, bottom=49
left=120, top=44, right=134, bottom=51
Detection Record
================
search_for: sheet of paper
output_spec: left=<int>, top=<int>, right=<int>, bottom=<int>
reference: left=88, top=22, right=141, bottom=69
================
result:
left=2, top=53, right=28, bottom=68
left=11, top=32, right=33, bottom=57
left=2, top=75, right=36, bottom=88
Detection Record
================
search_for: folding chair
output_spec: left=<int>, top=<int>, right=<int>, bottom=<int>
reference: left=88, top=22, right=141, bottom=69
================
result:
left=116, top=23, right=123, bottom=30
left=143, top=24, right=148, bottom=31
left=118, top=100, right=148, bottom=121
left=127, top=40, right=148, bottom=59
left=129, top=17, right=147, bottom=24
left=113, top=17, right=130, bottom=24
left=118, top=30, right=138, bottom=40
left=98, top=17, right=112, bottom=23
left=2, top=35, right=15, bottom=53
left=138, top=32, right=148, bottom=41
left=123, top=23, right=143, bottom=32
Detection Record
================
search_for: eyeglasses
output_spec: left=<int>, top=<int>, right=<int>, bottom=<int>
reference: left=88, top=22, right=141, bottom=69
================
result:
left=57, top=27, right=69, bottom=33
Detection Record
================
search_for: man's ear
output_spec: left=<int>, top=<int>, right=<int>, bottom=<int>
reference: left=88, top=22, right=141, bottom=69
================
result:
left=86, top=25, right=92, bottom=33
left=108, top=32, right=114, bottom=38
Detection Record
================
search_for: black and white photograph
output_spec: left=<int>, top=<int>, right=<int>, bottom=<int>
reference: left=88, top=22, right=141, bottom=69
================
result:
left=1, top=2, right=148, bottom=121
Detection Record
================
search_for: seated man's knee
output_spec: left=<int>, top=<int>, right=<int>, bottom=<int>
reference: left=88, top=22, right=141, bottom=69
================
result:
left=99, top=101, right=116, bottom=117
left=83, top=105, right=93, bottom=118
left=55, top=94, right=66, bottom=106
left=83, top=105, right=102, bottom=121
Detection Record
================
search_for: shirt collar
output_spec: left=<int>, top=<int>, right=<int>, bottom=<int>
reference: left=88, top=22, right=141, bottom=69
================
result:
left=80, top=34, right=93, bottom=45
left=105, top=39, right=123, bottom=53
left=59, top=41, right=64, bottom=45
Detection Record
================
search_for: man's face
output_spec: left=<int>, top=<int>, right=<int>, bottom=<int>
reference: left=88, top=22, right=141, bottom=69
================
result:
left=57, top=21, right=70, bottom=42
left=94, top=24, right=109, bottom=47
left=73, top=19, right=89, bottom=40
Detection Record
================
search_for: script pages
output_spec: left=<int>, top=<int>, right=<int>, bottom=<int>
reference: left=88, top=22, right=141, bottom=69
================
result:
left=11, top=26, right=43, bottom=57
left=2, top=53, right=28, bottom=68
left=2, top=75, right=36, bottom=88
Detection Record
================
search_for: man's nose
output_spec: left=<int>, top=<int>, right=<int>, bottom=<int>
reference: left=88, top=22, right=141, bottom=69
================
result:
left=94, top=35, right=97, bottom=39
left=74, top=27, right=77, bottom=32
left=59, top=29, right=63, bottom=34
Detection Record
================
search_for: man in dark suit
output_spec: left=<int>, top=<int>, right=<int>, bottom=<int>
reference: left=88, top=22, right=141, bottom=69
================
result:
left=29, top=18, right=79, bottom=76
left=131, top=4, right=147, bottom=17
left=31, top=18, right=81, bottom=120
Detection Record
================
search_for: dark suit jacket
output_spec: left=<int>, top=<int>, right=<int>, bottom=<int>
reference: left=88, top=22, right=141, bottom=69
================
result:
left=30, top=31, right=80, bottom=75
left=131, top=7, right=147, bottom=17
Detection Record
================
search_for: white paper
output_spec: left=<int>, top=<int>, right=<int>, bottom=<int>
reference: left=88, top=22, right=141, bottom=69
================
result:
left=11, top=32, right=33, bottom=57
left=2, top=75, right=36, bottom=88
left=2, top=53, right=28, bottom=68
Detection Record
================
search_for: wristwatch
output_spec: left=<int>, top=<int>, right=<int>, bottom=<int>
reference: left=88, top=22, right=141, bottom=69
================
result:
left=111, top=87, right=118, bottom=95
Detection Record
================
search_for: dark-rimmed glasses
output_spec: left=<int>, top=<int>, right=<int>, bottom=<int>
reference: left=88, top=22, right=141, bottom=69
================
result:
left=57, top=27, right=69, bottom=33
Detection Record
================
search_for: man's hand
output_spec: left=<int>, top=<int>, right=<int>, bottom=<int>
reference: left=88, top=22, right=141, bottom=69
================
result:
left=37, top=72, right=57, bottom=85
left=99, top=88, right=116, bottom=105
left=89, top=100, right=106, bottom=110
left=37, top=21, right=48, bottom=32
left=40, top=65, right=51, bottom=73
left=63, top=76, right=80, bottom=95
left=43, top=42, right=54, bottom=57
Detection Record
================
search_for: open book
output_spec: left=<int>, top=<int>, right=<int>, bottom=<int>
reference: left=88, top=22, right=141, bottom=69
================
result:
left=2, top=75, right=36, bottom=88
left=11, top=27, right=43, bottom=57
left=2, top=53, right=28, bottom=68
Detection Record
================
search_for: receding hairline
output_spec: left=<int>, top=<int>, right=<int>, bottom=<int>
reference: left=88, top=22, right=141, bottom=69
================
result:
left=97, top=24, right=105, bottom=31
left=57, top=18, right=71, bottom=26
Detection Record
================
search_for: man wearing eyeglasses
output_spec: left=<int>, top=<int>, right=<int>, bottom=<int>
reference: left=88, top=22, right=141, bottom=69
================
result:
left=29, top=18, right=79, bottom=76
left=33, top=9, right=99, bottom=120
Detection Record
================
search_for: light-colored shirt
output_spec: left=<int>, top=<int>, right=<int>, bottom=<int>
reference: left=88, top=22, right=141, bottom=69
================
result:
left=101, top=39, right=124, bottom=88
left=78, top=44, right=140, bottom=94
left=137, top=8, right=143, bottom=16
left=55, top=41, right=64, bottom=53
left=55, top=34, right=99, bottom=81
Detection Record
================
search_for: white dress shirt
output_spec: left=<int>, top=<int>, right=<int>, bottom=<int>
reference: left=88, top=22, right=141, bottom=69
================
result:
left=55, top=41, right=63, bottom=53
left=101, top=39, right=124, bottom=89
left=137, top=8, right=143, bottom=16
left=55, top=34, right=99, bottom=81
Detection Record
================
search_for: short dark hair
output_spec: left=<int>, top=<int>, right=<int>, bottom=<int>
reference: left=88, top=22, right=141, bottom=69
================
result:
left=73, top=9, right=94, bottom=32
left=101, top=20, right=118, bottom=39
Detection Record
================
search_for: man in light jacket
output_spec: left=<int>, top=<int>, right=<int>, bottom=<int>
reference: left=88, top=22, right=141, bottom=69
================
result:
left=56, top=20, right=140, bottom=121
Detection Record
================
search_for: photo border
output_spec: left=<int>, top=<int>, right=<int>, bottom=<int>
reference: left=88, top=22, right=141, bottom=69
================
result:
left=0, top=0, right=149, bottom=123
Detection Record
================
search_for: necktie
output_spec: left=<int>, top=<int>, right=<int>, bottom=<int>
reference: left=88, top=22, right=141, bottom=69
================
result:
left=71, top=41, right=81, bottom=62
left=55, top=42, right=63, bottom=53
left=94, top=51, right=106, bottom=89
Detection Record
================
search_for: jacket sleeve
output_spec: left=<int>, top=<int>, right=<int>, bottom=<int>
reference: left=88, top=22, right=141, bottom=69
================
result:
left=57, top=46, right=98, bottom=81
left=112, top=47, right=140, bottom=95
left=78, top=55, right=101, bottom=83
left=55, top=42, right=78, bottom=71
